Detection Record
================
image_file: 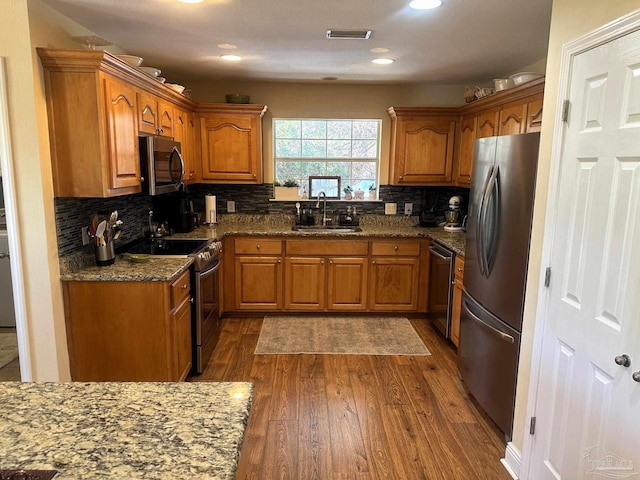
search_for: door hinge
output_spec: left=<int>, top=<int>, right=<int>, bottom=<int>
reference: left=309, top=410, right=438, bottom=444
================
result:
left=544, top=267, right=551, bottom=287
left=562, top=100, right=570, bottom=123
left=530, top=416, right=537, bottom=435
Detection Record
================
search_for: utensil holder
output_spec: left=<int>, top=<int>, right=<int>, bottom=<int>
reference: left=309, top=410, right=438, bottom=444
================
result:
left=94, top=241, right=115, bottom=266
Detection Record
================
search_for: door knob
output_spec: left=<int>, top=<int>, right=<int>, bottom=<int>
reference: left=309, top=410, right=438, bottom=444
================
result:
left=615, top=354, right=631, bottom=368
left=633, top=371, right=640, bottom=383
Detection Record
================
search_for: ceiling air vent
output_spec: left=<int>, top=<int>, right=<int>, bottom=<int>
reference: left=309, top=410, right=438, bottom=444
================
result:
left=326, top=29, right=372, bottom=40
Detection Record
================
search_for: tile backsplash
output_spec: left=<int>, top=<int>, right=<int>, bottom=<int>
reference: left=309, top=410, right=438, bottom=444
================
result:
left=54, top=184, right=468, bottom=256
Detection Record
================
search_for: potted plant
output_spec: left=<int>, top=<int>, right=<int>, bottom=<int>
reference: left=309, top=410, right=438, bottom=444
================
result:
left=274, top=179, right=300, bottom=200
left=343, top=185, right=353, bottom=200
left=368, top=183, right=377, bottom=199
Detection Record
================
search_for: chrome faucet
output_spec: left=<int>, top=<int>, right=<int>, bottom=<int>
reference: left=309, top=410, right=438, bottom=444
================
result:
left=316, top=191, right=328, bottom=226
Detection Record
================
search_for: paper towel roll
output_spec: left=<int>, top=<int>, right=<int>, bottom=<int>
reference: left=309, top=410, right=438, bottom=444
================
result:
left=205, top=194, right=217, bottom=224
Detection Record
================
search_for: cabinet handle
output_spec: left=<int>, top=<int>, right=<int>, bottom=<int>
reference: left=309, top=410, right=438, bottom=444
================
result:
left=140, top=177, right=145, bottom=183
left=329, top=260, right=333, bottom=264
left=457, top=267, right=464, bottom=272
left=190, top=297, right=195, bottom=304
left=252, top=174, right=256, bottom=179
left=394, top=245, right=399, bottom=251
left=372, top=260, right=376, bottom=264
left=399, top=176, right=403, bottom=181
left=321, top=260, right=325, bottom=265
left=182, top=284, right=188, bottom=290
left=256, top=245, right=260, bottom=249
left=277, top=259, right=281, bottom=263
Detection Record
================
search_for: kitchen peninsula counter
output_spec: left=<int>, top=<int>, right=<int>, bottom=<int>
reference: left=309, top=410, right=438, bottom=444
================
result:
left=0, top=381, right=253, bottom=480
left=60, top=256, right=193, bottom=282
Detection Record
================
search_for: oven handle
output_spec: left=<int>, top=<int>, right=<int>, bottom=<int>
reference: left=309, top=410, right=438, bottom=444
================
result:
left=428, top=244, right=453, bottom=260
left=197, top=256, right=221, bottom=277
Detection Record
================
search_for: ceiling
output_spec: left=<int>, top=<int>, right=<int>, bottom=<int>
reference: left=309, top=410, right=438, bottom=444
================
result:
left=41, top=0, right=553, bottom=84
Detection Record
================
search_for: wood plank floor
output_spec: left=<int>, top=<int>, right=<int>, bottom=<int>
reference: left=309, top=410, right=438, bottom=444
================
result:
left=190, top=317, right=512, bottom=480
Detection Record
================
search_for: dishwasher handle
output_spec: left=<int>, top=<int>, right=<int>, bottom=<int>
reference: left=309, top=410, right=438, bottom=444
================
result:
left=428, top=244, right=453, bottom=261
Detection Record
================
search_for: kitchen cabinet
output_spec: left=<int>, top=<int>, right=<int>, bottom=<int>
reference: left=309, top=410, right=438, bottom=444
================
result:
left=455, top=78, right=544, bottom=187
left=62, top=269, right=192, bottom=381
left=198, top=104, right=268, bottom=184
left=284, top=239, right=369, bottom=311
left=137, top=91, right=174, bottom=138
left=450, top=254, right=464, bottom=348
left=368, top=240, right=428, bottom=312
left=233, top=238, right=283, bottom=310
left=38, top=48, right=196, bottom=198
left=387, top=107, right=458, bottom=186
left=173, top=107, right=199, bottom=183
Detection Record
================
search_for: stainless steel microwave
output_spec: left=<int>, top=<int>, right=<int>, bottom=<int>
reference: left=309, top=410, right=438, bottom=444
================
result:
left=139, top=135, right=184, bottom=195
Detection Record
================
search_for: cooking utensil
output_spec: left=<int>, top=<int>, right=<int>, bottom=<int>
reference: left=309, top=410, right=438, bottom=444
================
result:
left=295, top=202, right=301, bottom=217
left=95, top=221, right=106, bottom=246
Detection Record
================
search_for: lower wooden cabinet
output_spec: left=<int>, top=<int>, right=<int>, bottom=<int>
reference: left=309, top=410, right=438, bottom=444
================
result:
left=450, top=254, right=465, bottom=347
left=369, top=257, right=420, bottom=311
left=327, top=257, right=368, bottom=310
left=62, top=269, right=192, bottom=381
left=234, top=256, right=283, bottom=310
left=284, top=257, right=326, bottom=310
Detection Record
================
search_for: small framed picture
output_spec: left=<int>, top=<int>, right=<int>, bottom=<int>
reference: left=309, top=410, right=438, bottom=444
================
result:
left=309, top=176, right=341, bottom=199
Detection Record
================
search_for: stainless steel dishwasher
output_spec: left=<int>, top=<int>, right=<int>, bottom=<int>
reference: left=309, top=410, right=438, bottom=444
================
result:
left=428, top=242, right=454, bottom=338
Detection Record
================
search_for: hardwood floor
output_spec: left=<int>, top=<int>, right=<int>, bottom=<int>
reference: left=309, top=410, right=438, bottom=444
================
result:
left=190, top=317, right=512, bottom=480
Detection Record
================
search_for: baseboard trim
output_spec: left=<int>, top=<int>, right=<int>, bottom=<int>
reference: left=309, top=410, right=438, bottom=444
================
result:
left=501, top=442, right=521, bottom=479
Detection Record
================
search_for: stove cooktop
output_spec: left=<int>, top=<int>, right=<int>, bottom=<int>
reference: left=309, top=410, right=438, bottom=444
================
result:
left=120, top=238, right=209, bottom=256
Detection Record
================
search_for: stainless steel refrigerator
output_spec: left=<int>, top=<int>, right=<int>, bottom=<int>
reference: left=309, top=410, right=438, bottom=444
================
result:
left=458, top=132, right=540, bottom=438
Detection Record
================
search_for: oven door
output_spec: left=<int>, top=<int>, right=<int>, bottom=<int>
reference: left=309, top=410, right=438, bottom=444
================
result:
left=193, top=255, right=221, bottom=373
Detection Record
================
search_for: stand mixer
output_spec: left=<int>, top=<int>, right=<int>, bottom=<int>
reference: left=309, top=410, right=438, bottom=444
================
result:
left=443, top=195, right=465, bottom=232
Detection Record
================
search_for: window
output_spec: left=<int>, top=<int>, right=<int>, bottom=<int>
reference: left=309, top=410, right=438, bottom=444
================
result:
left=274, top=118, right=381, bottom=198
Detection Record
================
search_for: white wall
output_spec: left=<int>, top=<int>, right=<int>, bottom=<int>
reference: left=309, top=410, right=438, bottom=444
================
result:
left=511, top=0, right=640, bottom=456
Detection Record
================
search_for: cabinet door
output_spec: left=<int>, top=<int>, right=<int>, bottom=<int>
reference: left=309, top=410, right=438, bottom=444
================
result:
left=327, top=257, right=368, bottom=310
left=137, top=91, right=159, bottom=135
left=456, top=115, right=476, bottom=186
left=234, top=256, right=282, bottom=310
left=369, top=257, right=420, bottom=311
left=450, top=278, right=463, bottom=348
left=284, top=257, right=326, bottom=310
left=158, top=99, right=174, bottom=138
left=393, top=119, right=456, bottom=185
left=174, top=108, right=197, bottom=183
left=171, top=295, right=192, bottom=381
left=200, top=115, right=262, bottom=183
left=498, top=103, right=527, bottom=135
left=476, top=110, right=499, bottom=138
left=526, top=98, right=544, bottom=132
left=104, top=77, right=141, bottom=191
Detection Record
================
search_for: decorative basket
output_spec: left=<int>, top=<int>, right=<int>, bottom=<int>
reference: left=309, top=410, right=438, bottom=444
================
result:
left=474, top=86, right=495, bottom=99
left=464, top=86, right=476, bottom=103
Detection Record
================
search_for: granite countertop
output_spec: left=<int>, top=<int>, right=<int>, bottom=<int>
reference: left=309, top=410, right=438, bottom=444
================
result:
left=60, top=215, right=465, bottom=281
left=0, top=381, right=253, bottom=480
left=60, top=256, right=193, bottom=282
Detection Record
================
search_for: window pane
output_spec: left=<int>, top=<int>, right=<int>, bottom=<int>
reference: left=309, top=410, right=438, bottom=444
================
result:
left=326, top=162, right=351, bottom=179
left=352, top=140, right=377, bottom=158
left=327, top=121, right=351, bottom=139
left=302, top=139, right=326, bottom=157
left=301, top=161, right=326, bottom=177
left=351, top=161, right=377, bottom=179
left=301, top=121, right=326, bottom=139
left=327, top=140, right=351, bottom=158
left=275, top=120, right=301, bottom=139
left=275, top=139, right=301, bottom=157
left=352, top=121, right=378, bottom=139
left=275, top=161, right=302, bottom=181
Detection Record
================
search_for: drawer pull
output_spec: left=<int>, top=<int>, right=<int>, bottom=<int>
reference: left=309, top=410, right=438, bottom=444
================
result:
left=256, top=245, right=260, bottom=249
left=182, top=284, right=188, bottom=290
left=394, top=245, right=399, bottom=251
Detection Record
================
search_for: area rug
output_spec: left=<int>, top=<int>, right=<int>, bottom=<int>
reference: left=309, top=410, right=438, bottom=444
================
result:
left=0, top=332, right=19, bottom=369
left=255, top=316, right=431, bottom=355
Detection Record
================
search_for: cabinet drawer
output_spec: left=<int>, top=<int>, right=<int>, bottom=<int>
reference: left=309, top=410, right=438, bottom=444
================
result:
left=371, top=241, right=420, bottom=256
left=286, top=239, right=368, bottom=256
left=170, top=269, right=191, bottom=307
left=454, top=255, right=465, bottom=281
left=235, top=238, right=282, bottom=255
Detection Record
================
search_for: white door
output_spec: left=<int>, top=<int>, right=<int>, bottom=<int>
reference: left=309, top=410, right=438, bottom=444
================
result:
left=528, top=28, right=640, bottom=479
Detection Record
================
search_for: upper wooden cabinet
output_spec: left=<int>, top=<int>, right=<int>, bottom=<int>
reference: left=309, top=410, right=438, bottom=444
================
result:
left=387, top=107, right=459, bottom=186
left=137, top=91, right=174, bottom=138
left=198, top=104, right=268, bottom=184
left=455, top=78, right=545, bottom=187
left=173, top=107, right=199, bottom=183
left=38, top=48, right=196, bottom=197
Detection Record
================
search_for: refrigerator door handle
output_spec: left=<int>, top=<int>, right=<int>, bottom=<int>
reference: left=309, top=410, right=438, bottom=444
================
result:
left=484, top=163, right=501, bottom=274
left=462, top=297, right=515, bottom=344
left=476, top=164, right=494, bottom=277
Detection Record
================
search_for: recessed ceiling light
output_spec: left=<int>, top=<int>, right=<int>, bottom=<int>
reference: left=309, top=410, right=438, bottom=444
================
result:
left=220, top=54, right=242, bottom=61
left=372, top=58, right=394, bottom=65
left=409, top=0, right=442, bottom=9
left=370, top=47, right=389, bottom=53
left=177, top=0, right=204, bottom=3
left=217, top=43, right=237, bottom=50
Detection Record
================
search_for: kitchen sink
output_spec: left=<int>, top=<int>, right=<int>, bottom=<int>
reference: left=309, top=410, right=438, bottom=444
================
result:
left=291, top=225, right=362, bottom=233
